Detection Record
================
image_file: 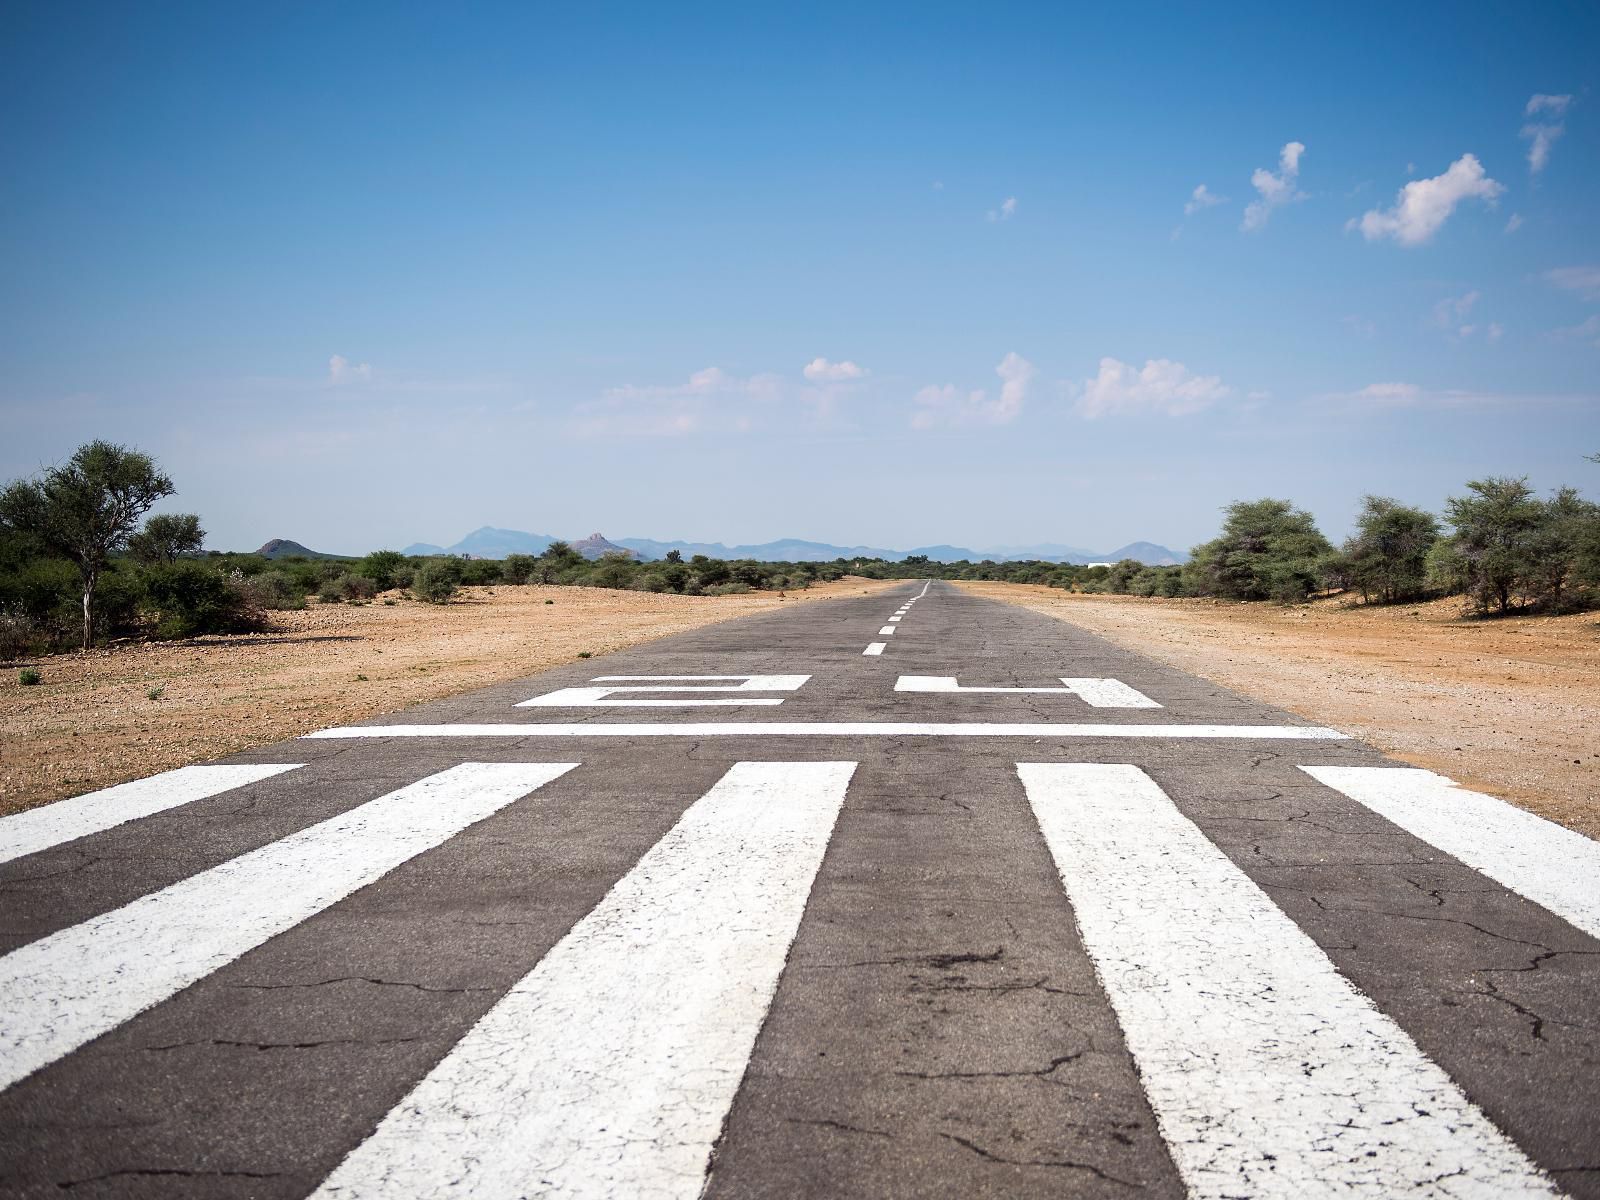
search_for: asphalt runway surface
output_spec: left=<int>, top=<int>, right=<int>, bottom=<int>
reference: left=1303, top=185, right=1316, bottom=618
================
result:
left=3, top=581, right=1597, bottom=1198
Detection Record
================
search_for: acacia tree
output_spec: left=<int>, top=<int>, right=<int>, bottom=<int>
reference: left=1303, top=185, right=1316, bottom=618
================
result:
left=0, top=441, right=174, bottom=648
left=127, top=512, right=205, bottom=564
left=1186, top=498, right=1334, bottom=602
left=1341, top=496, right=1439, bottom=604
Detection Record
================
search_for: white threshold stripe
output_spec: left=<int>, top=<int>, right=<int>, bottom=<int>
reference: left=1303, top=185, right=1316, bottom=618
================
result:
left=313, top=761, right=855, bottom=1200
left=1020, top=764, right=1557, bottom=1198
left=862, top=643, right=887, bottom=656
left=1302, top=765, right=1600, bottom=940
left=303, top=722, right=1348, bottom=740
left=0, top=764, right=301, bottom=867
left=894, top=676, right=1162, bottom=708
left=0, top=762, right=576, bottom=1092
left=878, top=626, right=896, bottom=635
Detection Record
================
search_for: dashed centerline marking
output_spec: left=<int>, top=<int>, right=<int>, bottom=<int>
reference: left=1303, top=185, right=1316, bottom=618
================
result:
left=878, top=626, right=896, bottom=636
left=862, top=643, right=886, bottom=656
left=304, top=722, right=1349, bottom=740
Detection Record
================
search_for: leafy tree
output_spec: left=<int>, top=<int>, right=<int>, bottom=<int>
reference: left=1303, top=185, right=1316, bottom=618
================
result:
left=1340, top=496, right=1439, bottom=603
left=1186, top=498, right=1334, bottom=602
left=502, top=553, right=538, bottom=584
left=1436, top=477, right=1545, bottom=614
left=413, top=559, right=462, bottom=604
left=1525, top=487, right=1600, bottom=611
left=537, top=540, right=583, bottom=583
left=694, top=556, right=731, bottom=587
left=664, top=549, right=683, bottom=563
left=127, top=513, right=205, bottom=565
left=0, top=441, right=175, bottom=648
left=358, top=549, right=406, bottom=590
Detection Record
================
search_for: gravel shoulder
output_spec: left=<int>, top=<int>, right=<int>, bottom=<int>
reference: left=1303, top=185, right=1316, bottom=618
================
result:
left=3, top=578, right=896, bottom=816
left=960, top=582, right=1600, bottom=840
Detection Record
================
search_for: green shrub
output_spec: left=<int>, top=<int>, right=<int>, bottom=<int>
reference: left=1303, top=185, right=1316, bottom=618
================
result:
left=460, top=558, right=503, bottom=586
left=140, top=561, right=265, bottom=638
left=413, top=559, right=462, bottom=604
left=358, top=550, right=406, bottom=591
left=238, top=570, right=307, bottom=610
left=337, top=573, right=378, bottom=602
left=0, top=609, right=42, bottom=661
left=20, top=667, right=41, bottom=685
left=1187, top=498, right=1335, bottom=603
left=502, top=554, right=538, bottom=584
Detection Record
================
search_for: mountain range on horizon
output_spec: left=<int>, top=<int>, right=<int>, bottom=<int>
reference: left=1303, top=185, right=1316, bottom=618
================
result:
left=388, top=527, right=1188, bottom=566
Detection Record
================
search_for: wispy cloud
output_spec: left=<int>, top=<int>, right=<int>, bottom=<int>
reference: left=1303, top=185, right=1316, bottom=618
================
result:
left=575, top=366, right=781, bottom=436
left=1075, top=357, right=1230, bottom=418
left=1327, top=382, right=1584, bottom=409
left=1348, top=154, right=1503, bottom=246
left=911, top=352, right=1035, bottom=429
left=1552, top=314, right=1600, bottom=346
left=1543, top=265, right=1600, bottom=302
left=802, top=357, right=866, bottom=383
left=1522, top=93, right=1573, bottom=174
left=328, top=354, right=372, bottom=385
left=985, top=196, right=1017, bottom=222
left=1505, top=213, right=1524, bottom=234
left=1184, top=184, right=1226, bottom=215
left=1241, top=141, right=1306, bottom=232
left=1431, top=290, right=1499, bottom=339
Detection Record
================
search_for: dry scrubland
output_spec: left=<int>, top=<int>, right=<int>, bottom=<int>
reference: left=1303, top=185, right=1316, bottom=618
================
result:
left=2, top=578, right=895, bottom=816
left=962, top=582, right=1600, bottom=839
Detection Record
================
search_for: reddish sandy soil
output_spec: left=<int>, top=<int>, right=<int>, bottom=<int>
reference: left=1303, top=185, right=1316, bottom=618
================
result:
left=2, top=578, right=896, bottom=817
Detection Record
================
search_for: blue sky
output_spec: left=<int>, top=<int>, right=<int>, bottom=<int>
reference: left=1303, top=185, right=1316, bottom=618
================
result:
left=2, top=1, right=1597, bottom=555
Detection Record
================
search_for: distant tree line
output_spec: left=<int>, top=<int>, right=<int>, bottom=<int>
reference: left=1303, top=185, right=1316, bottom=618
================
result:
left=4, top=441, right=1597, bottom=661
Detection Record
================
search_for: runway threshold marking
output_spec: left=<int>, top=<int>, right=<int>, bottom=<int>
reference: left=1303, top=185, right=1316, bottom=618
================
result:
left=312, top=761, right=855, bottom=1200
left=304, top=722, right=1349, bottom=740
left=1019, top=763, right=1559, bottom=1199
left=0, top=764, right=302, bottom=866
left=1303, top=765, right=1600, bottom=939
left=0, top=762, right=576, bottom=1092
left=894, top=676, right=1162, bottom=707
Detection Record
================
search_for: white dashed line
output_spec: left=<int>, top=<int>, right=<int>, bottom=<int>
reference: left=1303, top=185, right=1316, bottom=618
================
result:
left=312, top=762, right=855, bottom=1200
left=1019, top=763, right=1558, bottom=1199
left=1302, top=766, right=1600, bottom=940
left=862, top=643, right=887, bottom=656
left=878, top=626, right=896, bottom=636
left=304, top=723, right=1349, bottom=741
left=0, top=762, right=576, bottom=1092
left=888, top=615, right=902, bottom=622
left=0, top=764, right=302, bottom=867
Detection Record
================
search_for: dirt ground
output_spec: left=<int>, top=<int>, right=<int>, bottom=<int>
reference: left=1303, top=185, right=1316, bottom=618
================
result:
left=2, top=578, right=895, bottom=817
left=961, top=582, right=1600, bottom=840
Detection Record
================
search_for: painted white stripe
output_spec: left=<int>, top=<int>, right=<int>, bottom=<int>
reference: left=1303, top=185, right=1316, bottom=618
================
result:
left=895, top=676, right=1161, bottom=708
left=304, top=722, right=1349, bottom=740
left=1302, top=765, right=1600, bottom=940
left=887, top=615, right=903, bottom=621
left=313, top=761, right=855, bottom=1200
left=1019, top=764, right=1557, bottom=1198
left=878, top=626, right=896, bottom=636
left=0, top=764, right=302, bottom=867
left=0, top=762, right=576, bottom=1092
left=862, top=643, right=887, bottom=656
left=519, top=675, right=808, bottom=708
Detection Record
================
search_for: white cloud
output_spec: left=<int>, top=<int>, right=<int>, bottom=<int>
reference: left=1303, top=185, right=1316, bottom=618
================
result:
left=1505, top=213, right=1524, bottom=233
left=1075, top=357, right=1230, bottom=419
left=985, top=196, right=1017, bottom=222
left=802, top=357, right=866, bottom=383
left=1241, top=141, right=1306, bottom=231
left=1521, top=93, right=1573, bottom=174
left=328, top=354, right=372, bottom=385
left=1526, top=93, right=1572, bottom=116
left=931, top=180, right=944, bottom=191
left=1552, top=314, right=1600, bottom=346
left=1184, top=184, right=1226, bottom=215
left=1487, top=322, right=1505, bottom=343
left=1432, top=290, right=1495, bottom=338
left=1543, top=265, right=1600, bottom=301
left=577, top=366, right=780, bottom=436
left=1327, top=382, right=1592, bottom=409
left=1348, top=154, right=1504, bottom=246
left=1342, top=315, right=1378, bottom=339
left=911, top=352, right=1035, bottom=429
left=1348, top=382, right=1423, bottom=405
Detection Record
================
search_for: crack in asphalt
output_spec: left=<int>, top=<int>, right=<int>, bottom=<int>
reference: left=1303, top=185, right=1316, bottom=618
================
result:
left=896, top=1048, right=1090, bottom=1084
left=784, top=1117, right=893, bottom=1140
left=228, top=976, right=496, bottom=994
left=938, top=1132, right=1141, bottom=1187
left=55, top=1167, right=284, bottom=1189
left=141, top=1035, right=431, bottom=1053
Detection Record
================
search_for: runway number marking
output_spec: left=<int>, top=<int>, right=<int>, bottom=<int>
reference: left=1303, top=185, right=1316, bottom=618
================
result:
left=518, top=675, right=811, bottom=708
left=894, top=676, right=1162, bottom=708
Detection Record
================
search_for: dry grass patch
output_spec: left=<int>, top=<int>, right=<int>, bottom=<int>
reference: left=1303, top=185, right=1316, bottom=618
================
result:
left=961, top=582, right=1600, bottom=839
left=2, top=578, right=895, bottom=816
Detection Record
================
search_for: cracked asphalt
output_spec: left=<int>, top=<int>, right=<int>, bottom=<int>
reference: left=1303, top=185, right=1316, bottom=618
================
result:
left=1, top=581, right=1596, bottom=1198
